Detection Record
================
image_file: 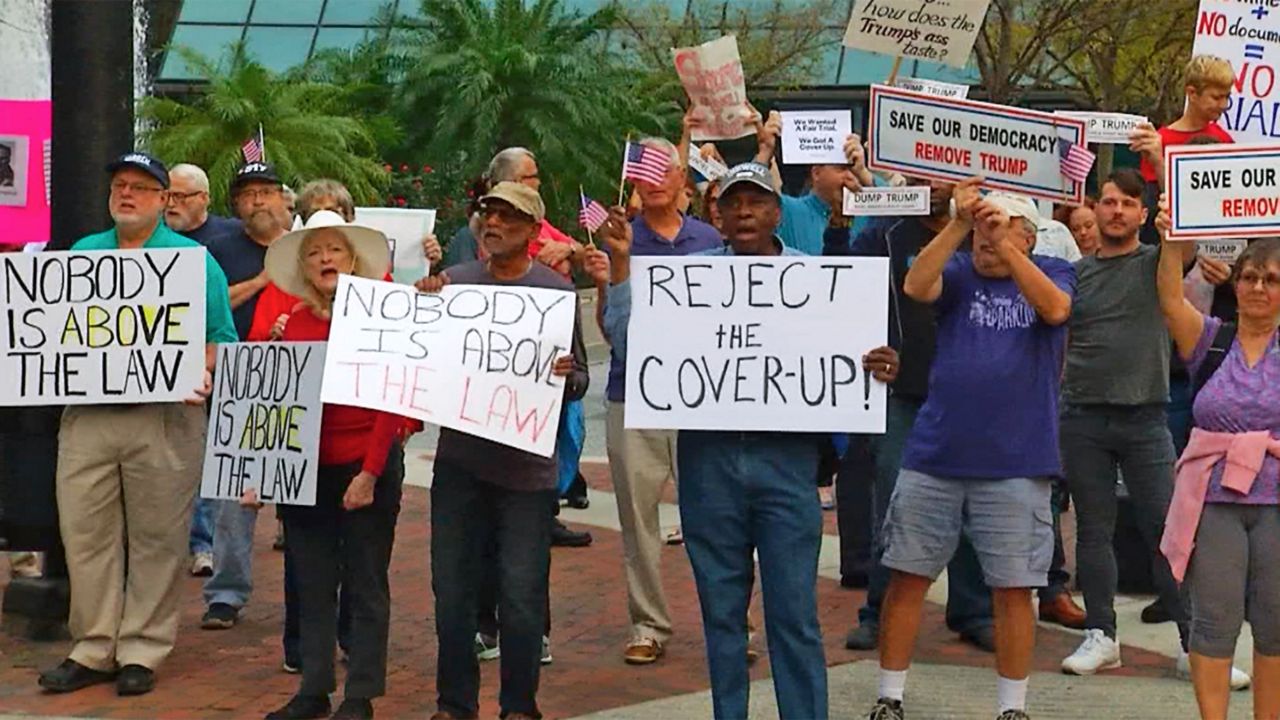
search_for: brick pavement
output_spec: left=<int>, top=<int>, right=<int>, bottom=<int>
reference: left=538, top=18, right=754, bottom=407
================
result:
left=0, top=460, right=1177, bottom=719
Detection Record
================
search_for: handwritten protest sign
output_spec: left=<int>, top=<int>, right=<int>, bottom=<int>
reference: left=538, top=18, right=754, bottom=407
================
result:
left=322, top=276, right=575, bottom=456
left=202, top=342, right=323, bottom=506
left=1192, top=0, right=1280, bottom=141
left=672, top=35, right=754, bottom=142
left=624, top=257, right=889, bottom=433
left=1166, top=142, right=1280, bottom=239
left=781, top=110, right=852, bottom=165
left=895, top=77, right=970, bottom=99
left=843, top=0, right=992, bottom=68
left=1200, top=238, right=1250, bottom=263
left=354, top=207, right=436, bottom=284
left=687, top=147, right=729, bottom=181
left=1054, top=111, right=1149, bottom=144
left=0, top=248, right=207, bottom=405
left=868, top=84, right=1087, bottom=204
left=843, top=186, right=931, bottom=216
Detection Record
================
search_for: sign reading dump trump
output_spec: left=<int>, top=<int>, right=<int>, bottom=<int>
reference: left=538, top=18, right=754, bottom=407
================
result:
left=322, top=276, right=576, bottom=457
left=1166, top=142, right=1280, bottom=239
left=868, top=84, right=1087, bottom=204
left=0, top=248, right=207, bottom=405
left=624, top=257, right=890, bottom=433
left=201, top=342, right=324, bottom=506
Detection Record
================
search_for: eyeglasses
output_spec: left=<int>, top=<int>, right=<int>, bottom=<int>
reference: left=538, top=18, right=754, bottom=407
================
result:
left=166, top=190, right=205, bottom=204
left=110, top=180, right=165, bottom=195
left=237, top=186, right=282, bottom=201
left=1236, top=270, right=1280, bottom=290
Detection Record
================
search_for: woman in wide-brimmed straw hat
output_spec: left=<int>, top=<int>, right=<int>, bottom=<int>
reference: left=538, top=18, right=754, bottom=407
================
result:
left=260, top=210, right=404, bottom=720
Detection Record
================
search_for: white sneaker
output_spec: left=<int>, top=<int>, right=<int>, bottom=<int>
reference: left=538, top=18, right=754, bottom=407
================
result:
left=1061, top=629, right=1122, bottom=675
left=541, top=635, right=552, bottom=665
left=1175, top=650, right=1251, bottom=690
left=474, top=632, right=500, bottom=661
left=190, top=551, right=213, bottom=577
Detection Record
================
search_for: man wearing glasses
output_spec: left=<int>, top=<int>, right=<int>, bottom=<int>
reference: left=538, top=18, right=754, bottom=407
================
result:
left=37, top=152, right=237, bottom=696
left=165, top=163, right=241, bottom=247
left=198, top=161, right=291, bottom=633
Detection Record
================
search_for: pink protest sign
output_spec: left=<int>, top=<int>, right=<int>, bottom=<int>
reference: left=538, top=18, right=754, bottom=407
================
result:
left=0, top=99, right=52, bottom=246
left=671, top=36, right=754, bottom=142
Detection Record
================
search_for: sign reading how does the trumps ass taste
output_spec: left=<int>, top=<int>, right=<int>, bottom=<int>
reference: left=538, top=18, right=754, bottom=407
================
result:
left=0, top=248, right=207, bottom=405
left=843, top=0, right=993, bottom=68
left=202, top=342, right=324, bottom=506
left=625, top=256, right=890, bottom=433
left=322, top=276, right=576, bottom=457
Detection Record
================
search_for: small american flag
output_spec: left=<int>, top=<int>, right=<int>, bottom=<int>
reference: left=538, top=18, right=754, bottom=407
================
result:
left=1058, top=138, right=1096, bottom=183
left=579, top=192, right=608, bottom=232
left=242, top=124, right=265, bottom=163
left=622, top=141, right=670, bottom=186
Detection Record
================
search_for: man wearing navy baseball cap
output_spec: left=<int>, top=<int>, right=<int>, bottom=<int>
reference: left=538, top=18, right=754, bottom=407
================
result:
left=36, top=154, right=237, bottom=697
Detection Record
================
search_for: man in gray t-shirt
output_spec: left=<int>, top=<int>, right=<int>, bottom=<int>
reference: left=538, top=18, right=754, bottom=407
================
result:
left=1058, top=169, right=1191, bottom=679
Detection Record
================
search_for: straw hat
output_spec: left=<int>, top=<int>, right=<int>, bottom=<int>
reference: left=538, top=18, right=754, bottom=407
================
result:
left=264, top=210, right=389, bottom=298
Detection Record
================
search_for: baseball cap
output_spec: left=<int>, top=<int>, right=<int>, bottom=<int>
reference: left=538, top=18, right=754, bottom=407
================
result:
left=983, top=191, right=1041, bottom=225
left=479, top=181, right=545, bottom=223
left=717, top=162, right=778, bottom=199
left=230, top=161, right=282, bottom=194
left=106, top=152, right=169, bottom=189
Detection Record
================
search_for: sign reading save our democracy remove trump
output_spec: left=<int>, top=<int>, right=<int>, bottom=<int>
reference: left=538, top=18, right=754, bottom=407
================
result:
left=867, top=84, right=1087, bottom=204
left=1166, top=142, right=1280, bottom=240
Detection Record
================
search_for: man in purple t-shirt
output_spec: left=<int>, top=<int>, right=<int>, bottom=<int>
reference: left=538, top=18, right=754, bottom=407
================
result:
left=598, top=136, right=722, bottom=665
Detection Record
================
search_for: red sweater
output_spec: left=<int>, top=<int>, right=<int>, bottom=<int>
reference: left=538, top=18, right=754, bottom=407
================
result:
left=282, top=305, right=403, bottom=476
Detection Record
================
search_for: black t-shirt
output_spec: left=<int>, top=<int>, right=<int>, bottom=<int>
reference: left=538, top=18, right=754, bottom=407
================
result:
left=180, top=214, right=242, bottom=246
left=206, top=229, right=268, bottom=340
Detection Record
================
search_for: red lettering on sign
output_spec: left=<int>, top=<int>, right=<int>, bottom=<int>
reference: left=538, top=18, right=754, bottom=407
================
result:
left=914, top=141, right=971, bottom=167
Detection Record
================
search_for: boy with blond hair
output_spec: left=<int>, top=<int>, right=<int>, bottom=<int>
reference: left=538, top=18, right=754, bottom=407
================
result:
left=1137, top=54, right=1235, bottom=187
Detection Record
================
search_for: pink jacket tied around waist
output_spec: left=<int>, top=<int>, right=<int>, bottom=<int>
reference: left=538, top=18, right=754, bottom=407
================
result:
left=1161, top=427, right=1280, bottom=582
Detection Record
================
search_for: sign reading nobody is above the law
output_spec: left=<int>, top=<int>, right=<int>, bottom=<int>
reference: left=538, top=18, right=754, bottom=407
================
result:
left=0, top=248, right=207, bottom=405
left=625, top=256, right=889, bottom=433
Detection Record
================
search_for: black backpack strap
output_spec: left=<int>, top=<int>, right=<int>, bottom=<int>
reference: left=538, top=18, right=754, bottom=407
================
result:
left=1192, top=322, right=1237, bottom=399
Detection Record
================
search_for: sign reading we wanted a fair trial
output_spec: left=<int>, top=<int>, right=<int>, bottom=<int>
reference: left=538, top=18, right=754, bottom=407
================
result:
left=625, top=256, right=889, bottom=433
left=0, top=248, right=207, bottom=405
left=202, top=342, right=324, bottom=507
left=1166, top=142, right=1280, bottom=239
left=322, top=276, right=576, bottom=457
left=868, top=84, right=1088, bottom=204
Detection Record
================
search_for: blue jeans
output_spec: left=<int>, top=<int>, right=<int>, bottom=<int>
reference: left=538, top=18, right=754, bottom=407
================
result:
left=1167, top=375, right=1193, bottom=457
left=202, top=500, right=257, bottom=608
left=858, top=397, right=993, bottom=634
left=556, top=400, right=585, bottom=497
left=431, top=461, right=554, bottom=720
left=189, top=497, right=215, bottom=555
left=678, top=430, right=827, bottom=720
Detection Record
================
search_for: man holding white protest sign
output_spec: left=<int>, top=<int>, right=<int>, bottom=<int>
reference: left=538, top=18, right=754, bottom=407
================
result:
left=593, top=161, right=898, bottom=720
left=35, top=152, right=237, bottom=697
left=412, top=181, right=587, bottom=720
left=868, top=181, right=1075, bottom=720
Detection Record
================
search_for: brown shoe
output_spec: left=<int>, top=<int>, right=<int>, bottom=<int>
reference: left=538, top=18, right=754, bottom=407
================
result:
left=623, top=637, right=664, bottom=665
left=1039, top=592, right=1086, bottom=630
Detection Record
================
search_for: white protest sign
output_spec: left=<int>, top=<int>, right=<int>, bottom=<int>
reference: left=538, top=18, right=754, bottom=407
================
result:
left=322, top=276, right=575, bottom=456
left=1166, top=142, right=1280, bottom=239
left=672, top=35, right=754, bottom=141
left=781, top=110, right=853, bottom=165
left=688, top=147, right=729, bottom=181
left=843, top=186, right=931, bottom=216
left=843, top=0, right=992, bottom=68
left=202, top=342, right=324, bottom=506
left=1054, top=111, right=1149, bottom=144
left=1199, top=238, right=1250, bottom=263
left=895, top=77, right=970, bottom=99
left=867, top=84, right=1087, bottom=204
left=624, top=256, right=889, bottom=433
left=354, top=207, right=436, bottom=284
left=0, top=248, right=207, bottom=405
left=1192, top=0, right=1280, bottom=141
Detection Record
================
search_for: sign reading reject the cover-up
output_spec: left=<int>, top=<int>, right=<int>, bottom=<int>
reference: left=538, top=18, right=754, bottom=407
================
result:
left=868, top=84, right=1087, bottom=204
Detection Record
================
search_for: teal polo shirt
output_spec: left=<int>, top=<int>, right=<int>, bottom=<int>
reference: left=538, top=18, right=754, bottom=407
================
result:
left=71, top=222, right=239, bottom=344
left=777, top=191, right=875, bottom=256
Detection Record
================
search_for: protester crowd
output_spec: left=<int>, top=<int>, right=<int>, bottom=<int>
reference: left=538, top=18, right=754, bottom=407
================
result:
left=6, top=51, right=1278, bottom=720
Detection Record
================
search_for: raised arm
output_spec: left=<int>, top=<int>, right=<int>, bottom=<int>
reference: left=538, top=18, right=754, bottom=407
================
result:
left=1154, top=195, right=1205, bottom=359
left=903, top=177, right=981, bottom=303
left=975, top=203, right=1072, bottom=325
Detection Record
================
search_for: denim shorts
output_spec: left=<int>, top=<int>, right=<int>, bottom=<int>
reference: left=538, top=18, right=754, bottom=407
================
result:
left=881, top=469, right=1054, bottom=588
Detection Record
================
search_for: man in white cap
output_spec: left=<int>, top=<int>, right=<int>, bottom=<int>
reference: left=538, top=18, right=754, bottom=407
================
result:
left=866, top=179, right=1076, bottom=720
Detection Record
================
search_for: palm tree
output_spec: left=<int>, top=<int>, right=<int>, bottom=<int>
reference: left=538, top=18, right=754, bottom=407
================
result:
left=140, top=43, right=388, bottom=210
left=396, top=0, right=675, bottom=224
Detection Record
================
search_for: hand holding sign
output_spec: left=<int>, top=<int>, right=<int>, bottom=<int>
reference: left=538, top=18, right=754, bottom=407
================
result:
left=862, top=346, right=899, bottom=384
left=185, top=368, right=213, bottom=407
left=414, top=271, right=450, bottom=294
left=422, top=233, right=443, bottom=265
left=952, top=176, right=985, bottom=222
left=1129, top=123, right=1164, bottom=176
left=1198, top=255, right=1232, bottom=286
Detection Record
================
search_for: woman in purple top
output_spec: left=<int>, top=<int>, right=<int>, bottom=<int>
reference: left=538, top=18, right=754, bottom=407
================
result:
left=1156, top=202, right=1280, bottom=719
